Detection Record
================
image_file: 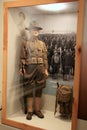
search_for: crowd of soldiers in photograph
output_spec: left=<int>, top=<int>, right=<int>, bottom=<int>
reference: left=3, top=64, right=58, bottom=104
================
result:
left=39, top=33, right=76, bottom=80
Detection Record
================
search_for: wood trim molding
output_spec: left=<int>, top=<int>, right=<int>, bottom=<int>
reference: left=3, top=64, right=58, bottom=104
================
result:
left=4, top=0, right=78, bottom=8
left=2, top=6, right=8, bottom=119
left=72, top=0, right=84, bottom=130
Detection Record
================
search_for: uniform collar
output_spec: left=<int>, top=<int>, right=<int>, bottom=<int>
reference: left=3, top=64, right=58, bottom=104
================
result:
left=29, top=37, right=38, bottom=42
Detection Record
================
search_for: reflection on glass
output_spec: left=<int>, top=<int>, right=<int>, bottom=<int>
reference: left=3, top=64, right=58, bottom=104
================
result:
left=7, top=2, right=78, bottom=130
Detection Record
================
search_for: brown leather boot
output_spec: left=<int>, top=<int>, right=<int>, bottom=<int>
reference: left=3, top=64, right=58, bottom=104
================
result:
left=34, top=110, right=44, bottom=118
left=26, top=97, right=33, bottom=120
left=26, top=112, right=33, bottom=120
left=34, top=97, right=44, bottom=118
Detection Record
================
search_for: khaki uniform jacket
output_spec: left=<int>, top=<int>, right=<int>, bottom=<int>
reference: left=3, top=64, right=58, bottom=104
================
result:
left=20, top=39, right=48, bottom=70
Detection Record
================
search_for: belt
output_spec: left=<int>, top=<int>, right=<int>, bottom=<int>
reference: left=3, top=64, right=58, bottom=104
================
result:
left=26, top=57, right=44, bottom=64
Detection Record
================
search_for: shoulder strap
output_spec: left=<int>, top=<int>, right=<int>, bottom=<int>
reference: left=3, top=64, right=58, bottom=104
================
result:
left=54, top=93, right=58, bottom=115
left=54, top=85, right=59, bottom=115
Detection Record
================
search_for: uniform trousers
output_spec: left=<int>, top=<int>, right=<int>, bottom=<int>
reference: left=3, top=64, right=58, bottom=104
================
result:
left=23, top=64, right=46, bottom=98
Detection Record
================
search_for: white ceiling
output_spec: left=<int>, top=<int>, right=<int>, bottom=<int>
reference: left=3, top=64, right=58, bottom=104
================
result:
left=20, top=1, right=78, bottom=15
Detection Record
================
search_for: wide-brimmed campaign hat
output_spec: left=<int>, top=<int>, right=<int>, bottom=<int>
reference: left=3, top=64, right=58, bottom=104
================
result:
left=25, top=21, right=43, bottom=31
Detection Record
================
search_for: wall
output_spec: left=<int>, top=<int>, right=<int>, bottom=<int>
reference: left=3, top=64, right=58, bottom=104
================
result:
left=26, top=13, right=77, bottom=34
left=6, top=8, right=24, bottom=117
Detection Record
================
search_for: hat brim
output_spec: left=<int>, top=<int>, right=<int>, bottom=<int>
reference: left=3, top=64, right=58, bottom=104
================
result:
left=25, top=26, right=43, bottom=31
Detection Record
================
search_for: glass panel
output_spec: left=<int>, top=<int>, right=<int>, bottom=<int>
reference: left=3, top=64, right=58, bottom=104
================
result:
left=7, top=1, right=78, bottom=130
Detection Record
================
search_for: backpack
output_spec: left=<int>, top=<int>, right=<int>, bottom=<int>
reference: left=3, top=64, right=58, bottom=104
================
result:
left=54, top=82, right=73, bottom=116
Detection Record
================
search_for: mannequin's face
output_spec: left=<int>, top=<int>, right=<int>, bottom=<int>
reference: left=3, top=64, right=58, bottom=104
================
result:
left=33, top=30, right=39, bottom=37
left=29, top=29, right=39, bottom=38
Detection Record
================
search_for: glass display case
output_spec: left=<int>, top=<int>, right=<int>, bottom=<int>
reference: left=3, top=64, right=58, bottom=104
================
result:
left=2, top=0, right=84, bottom=130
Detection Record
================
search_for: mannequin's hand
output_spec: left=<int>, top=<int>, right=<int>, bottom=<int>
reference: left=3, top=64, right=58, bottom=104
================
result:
left=45, top=69, right=49, bottom=77
left=19, top=68, right=25, bottom=76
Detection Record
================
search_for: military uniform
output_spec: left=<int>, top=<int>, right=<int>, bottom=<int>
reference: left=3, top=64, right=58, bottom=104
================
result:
left=20, top=35, right=48, bottom=119
left=20, top=38, right=48, bottom=95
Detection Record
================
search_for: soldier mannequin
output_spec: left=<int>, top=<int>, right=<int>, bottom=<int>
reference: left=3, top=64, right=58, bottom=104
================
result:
left=19, top=22, right=48, bottom=120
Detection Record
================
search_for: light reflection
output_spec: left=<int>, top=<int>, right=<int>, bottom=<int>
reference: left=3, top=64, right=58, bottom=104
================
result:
left=36, top=3, right=67, bottom=12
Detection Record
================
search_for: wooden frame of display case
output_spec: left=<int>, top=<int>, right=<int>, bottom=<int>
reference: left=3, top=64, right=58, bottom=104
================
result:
left=2, top=0, right=84, bottom=130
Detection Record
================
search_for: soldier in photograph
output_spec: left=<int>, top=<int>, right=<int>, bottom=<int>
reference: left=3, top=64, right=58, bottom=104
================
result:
left=51, top=47, right=60, bottom=79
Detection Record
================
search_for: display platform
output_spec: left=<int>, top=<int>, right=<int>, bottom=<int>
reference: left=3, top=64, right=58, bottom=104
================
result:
left=8, top=109, right=71, bottom=130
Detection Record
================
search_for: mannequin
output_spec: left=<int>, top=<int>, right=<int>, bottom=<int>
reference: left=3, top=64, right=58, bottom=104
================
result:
left=19, top=21, right=48, bottom=120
